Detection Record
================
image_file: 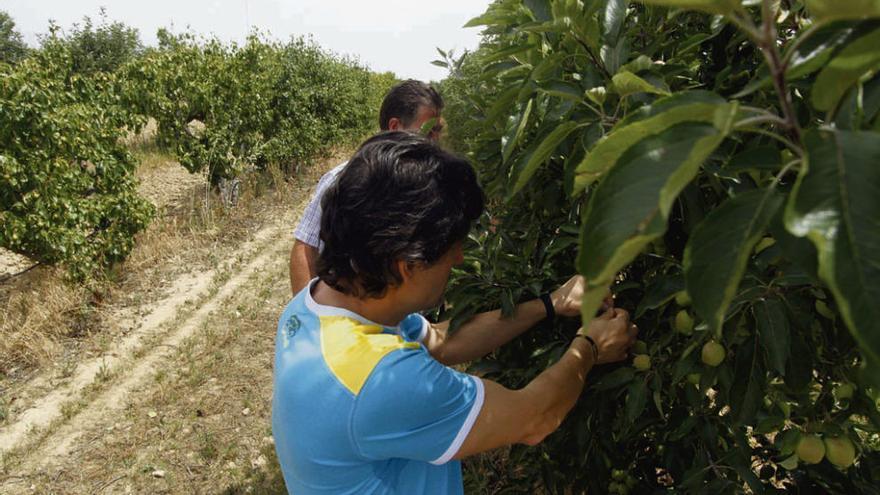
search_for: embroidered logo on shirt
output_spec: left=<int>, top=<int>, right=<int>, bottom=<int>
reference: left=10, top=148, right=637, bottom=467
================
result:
left=286, top=316, right=302, bottom=339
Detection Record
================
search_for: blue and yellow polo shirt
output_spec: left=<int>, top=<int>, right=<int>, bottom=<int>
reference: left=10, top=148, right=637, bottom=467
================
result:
left=272, top=279, right=485, bottom=494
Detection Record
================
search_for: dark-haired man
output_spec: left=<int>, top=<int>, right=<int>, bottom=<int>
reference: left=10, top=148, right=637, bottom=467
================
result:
left=289, top=79, right=445, bottom=294
left=272, top=132, right=637, bottom=495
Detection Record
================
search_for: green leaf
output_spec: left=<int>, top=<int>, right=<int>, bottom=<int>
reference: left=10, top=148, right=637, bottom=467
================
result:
left=729, top=337, right=766, bottom=425
left=574, top=98, right=735, bottom=192
left=754, top=298, right=791, bottom=377
left=482, top=44, right=539, bottom=65
left=603, top=0, right=629, bottom=45
left=683, top=189, right=783, bottom=335
left=509, top=121, right=581, bottom=197
left=578, top=123, right=727, bottom=323
left=524, top=0, right=553, bottom=22
left=502, top=100, right=534, bottom=164
left=612, top=71, right=671, bottom=98
left=806, top=0, right=880, bottom=22
left=635, top=273, right=685, bottom=317
left=625, top=379, right=648, bottom=423
left=725, top=146, right=781, bottom=173
left=636, top=0, right=743, bottom=15
left=785, top=129, right=880, bottom=371
left=592, top=367, right=635, bottom=391
left=538, top=80, right=583, bottom=101
left=813, top=28, right=880, bottom=111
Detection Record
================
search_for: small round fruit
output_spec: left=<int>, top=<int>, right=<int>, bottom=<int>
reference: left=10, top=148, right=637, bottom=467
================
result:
left=674, top=290, right=691, bottom=307
left=675, top=310, right=694, bottom=335
left=754, top=237, right=776, bottom=254
left=687, top=373, right=702, bottom=385
left=796, top=435, right=826, bottom=465
left=824, top=436, right=856, bottom=468
left=632, top=340, right=648, bottom=354
left=815, top=300, right=835, bottom=319
left=835, top=383, right=855, bottom=401
left=633, top=354, right=651, bottom=371
left=701, top=341, right=725, bottom=367
left=611, top=469, right=626, bottom=481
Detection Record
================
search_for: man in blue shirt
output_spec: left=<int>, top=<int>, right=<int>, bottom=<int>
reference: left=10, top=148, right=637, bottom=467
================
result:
left=272, top=132, right=636, bottom=494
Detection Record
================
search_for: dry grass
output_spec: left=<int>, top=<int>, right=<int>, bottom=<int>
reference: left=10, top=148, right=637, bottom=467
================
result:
left=10, top=238, right=293, bottom=493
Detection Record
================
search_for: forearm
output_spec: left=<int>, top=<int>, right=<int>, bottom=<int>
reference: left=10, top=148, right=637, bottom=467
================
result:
left=521, top=338, right=594, bottom=442
left=290, top=241, right=318, bottom=295
left=432, top=298, right=547, bottom=365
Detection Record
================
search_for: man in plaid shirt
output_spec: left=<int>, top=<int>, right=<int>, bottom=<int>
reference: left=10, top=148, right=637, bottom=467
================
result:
left=289, top=80, right=445, bottom=294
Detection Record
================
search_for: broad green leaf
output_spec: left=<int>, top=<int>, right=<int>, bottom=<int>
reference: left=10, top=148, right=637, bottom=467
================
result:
left=482, top=44, right=539, bottom=65
left=635, top=273, right=684, bottom=318
left=574, top=99, right=735, bottom=192
left=502, top=99, right=533, bottom=164
left=524, top=0, right=553, bottom=22
left=754, top=298, right=791, bottom=377
left=729, top=337, right=765, bottom=425
left=603, top=0, right=629, bottom=45
left=683, top=189, right=783, bottom=335
left=625, top=379, right=648, bottom=423
left=785, top=129, right=880, bottom=372
left=725, top=146, right=782, bottom=173
left=510, top=121, right=581, bottom=196
left=618, top=90, right=726, bottom=127
left=612, top=71, right=671, bottom=98
left=813, top=28, right=880, bottom=111
left=538, top=80, right=583, bottom=101
left=621, top=55, right=654, bottom=74
left=530, top=53, right=565, bottom=82
left=636, top=0, right=743, bottom=15
left=578, top=123, right=726, bottom=323
left=486, top=86, right=520, bottom=123
left=592, top=366, right=635, bottom=391
left=806, top=0, right=880, bottom=22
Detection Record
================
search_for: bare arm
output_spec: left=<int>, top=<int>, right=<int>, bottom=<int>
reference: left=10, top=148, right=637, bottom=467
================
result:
left=426, top=275, right=603, bottom=366
left=454, top=309, right=635, bottom=459
left=289, top=240, right=319, bottom=295
left=425, top=299, right=545, bottom=366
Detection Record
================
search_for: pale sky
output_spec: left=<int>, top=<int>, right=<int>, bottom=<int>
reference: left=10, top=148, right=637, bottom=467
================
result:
left=3, top=0, right=491, bottom=81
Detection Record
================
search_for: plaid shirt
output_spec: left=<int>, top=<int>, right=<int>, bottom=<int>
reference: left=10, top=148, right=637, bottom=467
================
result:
left=293, top=162, right=347, bottom=250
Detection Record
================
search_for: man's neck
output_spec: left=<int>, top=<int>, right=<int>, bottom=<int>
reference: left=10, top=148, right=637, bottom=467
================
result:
left=311, top=280, right=408, bottom=328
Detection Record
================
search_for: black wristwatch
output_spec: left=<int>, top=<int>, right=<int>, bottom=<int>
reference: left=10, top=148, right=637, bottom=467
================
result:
left=540, top=293, right=555, bottom=322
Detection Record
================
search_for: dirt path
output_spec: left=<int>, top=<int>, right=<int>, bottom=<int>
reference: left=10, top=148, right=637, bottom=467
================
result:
left=0, top=154, right=340, bottom=494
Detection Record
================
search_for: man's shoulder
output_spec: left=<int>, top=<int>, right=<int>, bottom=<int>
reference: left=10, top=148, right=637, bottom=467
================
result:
left=318, top=161, right=347, bottom=184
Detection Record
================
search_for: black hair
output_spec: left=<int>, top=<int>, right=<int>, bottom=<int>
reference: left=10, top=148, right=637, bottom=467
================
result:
left=318, top=131, right=484, bottom=298
left=379, top=80, right=444, bottom=130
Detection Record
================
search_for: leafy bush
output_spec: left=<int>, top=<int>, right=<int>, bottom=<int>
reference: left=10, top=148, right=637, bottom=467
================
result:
left=45, top=8, right=143, bottom=75
left=123, top=32, right=393, bottom=184
left=441, top=0, right=880, bottom=492
left=0, top=41, right=154, bottom=279
left=0, top=11, right=28, bottom=65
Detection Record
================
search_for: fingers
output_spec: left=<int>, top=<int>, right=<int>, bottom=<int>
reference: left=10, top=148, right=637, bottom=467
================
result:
left=627, top=322, right=639, bottom=339
left=596, top=308, right=615, bottom=320
left=612, top=308, right=630, bottom=322
left=626, top=323, right=639, bottom=348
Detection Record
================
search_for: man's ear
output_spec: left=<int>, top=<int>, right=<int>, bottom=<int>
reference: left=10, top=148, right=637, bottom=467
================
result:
left=387, top=117, right=402, bottom=131
left=397, top=259, right=413, bottom=282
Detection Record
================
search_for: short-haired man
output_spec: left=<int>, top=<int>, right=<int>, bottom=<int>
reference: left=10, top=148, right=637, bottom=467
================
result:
left=289, top=79, right=445, bottom=294
left=272, top=132, right=637, bottom=495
